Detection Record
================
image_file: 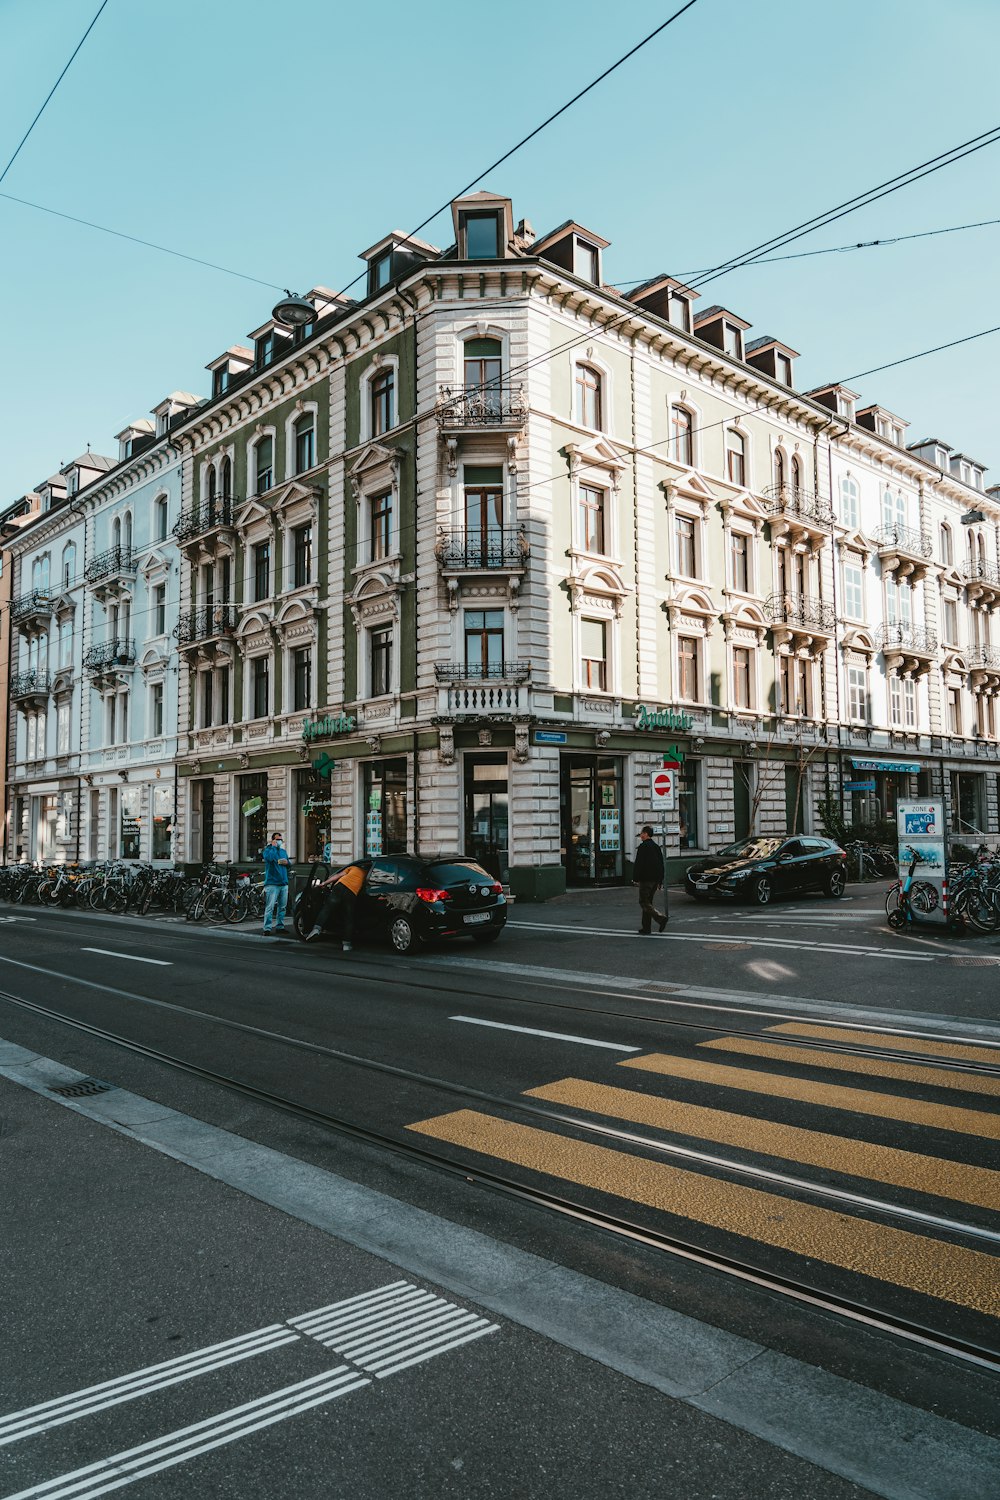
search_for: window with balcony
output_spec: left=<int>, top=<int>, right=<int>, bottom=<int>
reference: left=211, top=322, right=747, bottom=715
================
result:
left=840, top=475, right=860, bottom=529
left=61, top=542, right=76, bottom=589
left=774, top=450, right=786, bottom=491
left=252, top=656, right=269, bottom=719
left=253, top=541, right=270, bottom=602
left=848, top=663, right=868, bottom=722
left=675, top=514, right=698, bottom=578
left=369, top=625, right=393, bottom=697
left=370, top=368, right=395, bottom=436
left=677, top=635, right=700, bottom=702
left=885, top=576, right=912, bottom=626
left=463, top=338, right=502, bottom=413
left=293, top=524, right=313, bottom=587
left=294, top=413, right=315, bottom=473
left=731, top=531, right=751, bottom=593
left=578, top=485, right=607, bottom=555
left=153, top=584, right=166, bottom=636
left=220, top=457, right=233, bottom=499
left=369, top=493, right=392, bottom=562
left=732, top=646, right=753, bottom=709
left=464, top=472, right=504, bottom=561
left=580, top=617, right=608, bottom=691
left=726, top=429, right=746, bottom=486
left=843, top=560, right=864, bottom=619
left=254, top=436, right=274, bottom=495
left=790, top=454, right=803, bottom=497
left=882, top=487, right=906, bottom=531
left=293, top=646, right=312, bottom=711
left=575, top=364, right=603, bottom=430
left=671, top=406, right=693, bottom=466
left=464, top=609, right=505, bottom=676
left=31, top=554, right=50, bottom=593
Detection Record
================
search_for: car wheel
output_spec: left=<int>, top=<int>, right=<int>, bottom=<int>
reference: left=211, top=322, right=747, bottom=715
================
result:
left=472, top=928, right=502, bottom=944
left=389, top=915, right=418, bottom=954
left=293, top=908, right=311, bottom=942
left=825, top=868, right=846, bottom=899
left=751, top=875, right=773, bottom=906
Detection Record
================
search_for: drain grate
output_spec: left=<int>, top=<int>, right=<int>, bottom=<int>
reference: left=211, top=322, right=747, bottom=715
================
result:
left=953, top=957, right=1000, bottom=967
left=48, top=1078, right=115, bottom=1099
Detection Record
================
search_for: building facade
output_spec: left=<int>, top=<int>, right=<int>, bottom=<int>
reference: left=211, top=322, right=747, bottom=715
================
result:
left=6, top=191, right=999, bottom=890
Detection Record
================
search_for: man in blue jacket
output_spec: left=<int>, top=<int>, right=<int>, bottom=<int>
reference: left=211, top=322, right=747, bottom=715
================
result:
left=633, top=825, right=668, bottom=934
left=262, top=831, right=291, bottom=935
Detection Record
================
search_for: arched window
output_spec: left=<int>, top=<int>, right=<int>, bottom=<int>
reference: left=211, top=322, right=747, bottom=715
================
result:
left=154, top=497, right=168, bottom=542
left=725, top=429, right=746, bottom=487
left=220, top=456, right=233, bottom=499
left=575, top=363, right=603, bottom=430
left=939, top=522, right=953, bottom=567
left=112, top=516, right=121, bottom=550
left=840, top=475, right=859, bottom=529
left=464, top=338, right=502, bottom=397
left=773, top=450, right=785, bottom=493
left=671, top=406, right=693, bottom=467
left=207, top=467, right=217, bottom=505
left=253, top=436, right=274, bottom=495
left=294, top=412, right=315, bottom=472
left=790, top=454, right=803, bottom=497
left=124, top=513, right=133, bottom=555
left=61, top=542, right=76, bottom=589
left=370, top=368, right=394, bottom=436
left=978, top=532, right=987, bottom=568
left=882, top=487, right=905, bottom=531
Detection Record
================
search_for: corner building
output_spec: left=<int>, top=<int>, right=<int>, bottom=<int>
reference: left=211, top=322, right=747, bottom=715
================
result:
left=172, top=193, right=1000, bottom=894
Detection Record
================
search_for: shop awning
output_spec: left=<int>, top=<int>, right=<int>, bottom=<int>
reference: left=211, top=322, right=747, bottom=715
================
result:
left=850, top=758, right=921, bottom=774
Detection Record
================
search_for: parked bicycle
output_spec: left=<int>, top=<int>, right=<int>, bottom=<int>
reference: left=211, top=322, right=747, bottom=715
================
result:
left=886, top=848, right=964, bottom=934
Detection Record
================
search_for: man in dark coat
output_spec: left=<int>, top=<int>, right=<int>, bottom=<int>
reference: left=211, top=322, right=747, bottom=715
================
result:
left=633, top=825, right=668, bottom=934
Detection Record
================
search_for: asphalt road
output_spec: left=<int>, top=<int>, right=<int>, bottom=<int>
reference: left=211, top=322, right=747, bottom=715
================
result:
left=1, top=887, right=999, bottom=1500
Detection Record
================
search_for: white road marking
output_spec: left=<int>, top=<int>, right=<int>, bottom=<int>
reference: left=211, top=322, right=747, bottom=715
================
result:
left=0, top=917, right=36, bottom=923
left=1, top=1369, right=370, bottom=1500
left=506, top=921, right=933, bottom=961
left=289, top=1280, right=497, bottom=1377
left=80, top=948, right=172, bottom=966
left=451, top=1015, right=641, bottom=1051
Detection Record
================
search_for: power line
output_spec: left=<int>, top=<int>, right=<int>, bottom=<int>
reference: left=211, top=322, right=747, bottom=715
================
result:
left=607, top=214, right=1000, bottom=285
left=686, top=122, right=1000, bottom=290
left=0, top=0, right=112, bottom=186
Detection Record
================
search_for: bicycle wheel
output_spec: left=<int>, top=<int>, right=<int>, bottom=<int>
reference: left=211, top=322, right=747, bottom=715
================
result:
left=910, top=881, right=939, bottom=914
left=105, top=884, right=129, bottom=915
left=960, top=888, right=999, bottom=934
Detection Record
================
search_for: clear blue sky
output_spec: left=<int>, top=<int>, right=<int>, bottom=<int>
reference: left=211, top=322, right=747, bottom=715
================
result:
left=1, top=0, right=998, bottom=498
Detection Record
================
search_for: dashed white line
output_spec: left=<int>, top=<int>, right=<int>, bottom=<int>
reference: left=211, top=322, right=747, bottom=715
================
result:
left=80, top=948, right=172, bottom=966
left=451, top=1015, right=641, bottom=1050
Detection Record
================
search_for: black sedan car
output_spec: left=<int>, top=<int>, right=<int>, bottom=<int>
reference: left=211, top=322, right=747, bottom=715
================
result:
left=293, top=854, right=507, bottom=953
left=684, top=835, right=847, bottom=905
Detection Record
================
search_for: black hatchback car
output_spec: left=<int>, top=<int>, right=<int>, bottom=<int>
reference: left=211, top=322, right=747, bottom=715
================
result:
left=293, top=854, right=507, bottom=953
left=684, top=835, right=847, bottom=905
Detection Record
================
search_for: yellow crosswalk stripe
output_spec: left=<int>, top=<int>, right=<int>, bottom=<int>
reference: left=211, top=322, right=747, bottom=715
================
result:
left=699, top=1037, right=1000, bottom=1099
left=621, top=1053, right=1000, bottom=1140
left=407, top=1110, right=1000, bottom=1318
left=525, top=1078, right=1000, bottom=1212
left=766, top=1022, right=1000, bottom=1069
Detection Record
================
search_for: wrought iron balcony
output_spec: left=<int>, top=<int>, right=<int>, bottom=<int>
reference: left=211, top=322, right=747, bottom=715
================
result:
left=764, top=594, right=836, bottom=632
left=436, top=528, right=528, bottom=570
left=175, top=604, right=239, bottom=645
left=761, top=484, right=833, bottom=526
left=967, top=644, right=1000, bottom=671
left=85, top=546, right=136, bottom=586
left=10, top=590, right=52, bottom=625
left=83, top=638, right=136, bottom=673
left=10, top=670, right=50, bottom=701
left=870, top=524, right=933, bottom=559
left=434, top=660, right=531, bottom=684
left=876, top=622, right=938, bottom=655
left=436, top=384, right=527, bottom=428
left=172, top=499, right=237, bottom=543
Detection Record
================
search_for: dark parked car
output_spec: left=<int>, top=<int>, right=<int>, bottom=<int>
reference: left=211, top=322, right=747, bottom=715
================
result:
left=293, top=854, right=507, bottom=953
left=684, top=835, right=847, bottom=906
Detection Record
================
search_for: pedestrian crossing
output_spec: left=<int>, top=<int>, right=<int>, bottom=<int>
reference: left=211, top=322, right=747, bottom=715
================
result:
left=407, top=1020, right=1000, bottom=1331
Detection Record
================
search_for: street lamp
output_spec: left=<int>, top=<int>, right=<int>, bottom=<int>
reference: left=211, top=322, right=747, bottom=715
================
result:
left=961, top=507, right=986, bottom=525
left=271, top=291, right=316, bottom=329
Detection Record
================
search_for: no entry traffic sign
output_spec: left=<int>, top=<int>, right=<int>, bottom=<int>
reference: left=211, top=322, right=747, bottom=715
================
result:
left=651, top=768, right=676, bottom=809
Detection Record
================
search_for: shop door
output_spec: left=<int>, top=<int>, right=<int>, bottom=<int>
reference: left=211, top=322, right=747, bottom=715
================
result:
left=464, top=754, right=509, bottom=881
left=733, top=763, right=752, bottom=841
left=560, top=756, right=623, bottom=885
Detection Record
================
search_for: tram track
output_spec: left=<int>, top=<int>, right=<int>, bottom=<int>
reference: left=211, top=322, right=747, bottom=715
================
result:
left=1, top=976, right=999, bottom=1376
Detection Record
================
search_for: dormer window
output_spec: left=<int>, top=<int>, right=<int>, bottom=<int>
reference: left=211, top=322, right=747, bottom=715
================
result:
left=722, top=322, right=742, bottom=359
left=212, top=367, right=231, bottom=398
left=573, top=237, right=600, bottom=284
left=775, top=352, right=792, bottom=386
left=838, top=393, right=855, bottom=420
left=463, top=211, right=501, bottom=260
left=369, top=250, right=393, bottom=294
left=256, top=331, right=276, bottom=368
left=667, top=292, right=691, bottom=332
left=155, top=411, right=169, bottom=437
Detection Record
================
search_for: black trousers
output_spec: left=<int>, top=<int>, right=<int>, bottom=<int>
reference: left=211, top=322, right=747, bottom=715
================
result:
left=637, top=881, right=666, bottom=933
left=315, top=885, right=356, bottom=942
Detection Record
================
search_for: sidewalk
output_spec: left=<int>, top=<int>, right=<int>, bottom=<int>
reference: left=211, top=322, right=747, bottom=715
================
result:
left=3, top=1039, right=997, bottom=1500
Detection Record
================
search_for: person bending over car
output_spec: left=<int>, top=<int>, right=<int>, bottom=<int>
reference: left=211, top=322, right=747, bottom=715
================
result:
left=306, top=863, right=366, bottom=950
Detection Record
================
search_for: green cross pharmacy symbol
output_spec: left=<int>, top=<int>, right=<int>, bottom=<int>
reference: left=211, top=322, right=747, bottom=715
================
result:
left=312, top=752, right=336, bottom=777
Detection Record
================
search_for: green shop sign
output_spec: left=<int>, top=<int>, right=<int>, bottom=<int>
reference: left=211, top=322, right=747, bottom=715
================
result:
left=633, top=704, right=694, bottom=732
left=301, top=713, right=356, bottom=741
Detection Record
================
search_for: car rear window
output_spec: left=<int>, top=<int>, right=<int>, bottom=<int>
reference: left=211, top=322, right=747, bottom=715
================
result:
left=424, top=861, right=491, bottom=885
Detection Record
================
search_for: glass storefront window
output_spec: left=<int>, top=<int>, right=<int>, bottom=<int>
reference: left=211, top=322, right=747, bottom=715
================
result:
left=120, top=786, right=141, bottom=860
left=152, top=784, right=172, bottom=860
left=238, top=773, right=268, bottom=862
left=363, top=760, right=407, bottom=856
left=678, top=759, right=700, bottom=850
left=951, top=771, right=985, bottom=838
left=296, top=768, right=330, bottom=863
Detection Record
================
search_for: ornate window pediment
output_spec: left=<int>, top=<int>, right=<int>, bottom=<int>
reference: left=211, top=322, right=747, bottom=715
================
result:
left=139, top=644, right=170, bottom=676
left=567, top=560, right=631, bottom=619
left=841, top=627, right=876, bottom=656
left=270, top=479, right=321, bottom=523
left=50, top=591, right=76, bottom=617
left=236, top=607, right=274, bottom=643
left=274, top=595, right=319, bottom=645
left=138, top=547, right=170, bottom=580
left=348, top=441, right=400, bottom=498
left=837, top=527, right=873, bottom=558
left=565, top=437, right=627, bottom=485
left=349, top=571, right=400, bottom=627
left=235, top=498, right=273, bottom=538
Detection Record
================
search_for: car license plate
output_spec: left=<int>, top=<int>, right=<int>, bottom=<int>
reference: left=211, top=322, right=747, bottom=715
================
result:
left=464, top=912, right=491, bottom=925
left=695, top=881, right=709, bottom=891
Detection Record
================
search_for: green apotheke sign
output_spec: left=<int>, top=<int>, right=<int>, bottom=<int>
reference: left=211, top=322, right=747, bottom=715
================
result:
left=633, top=704, right=695, bottom=731
left=301, top=714, right=356, bottom=741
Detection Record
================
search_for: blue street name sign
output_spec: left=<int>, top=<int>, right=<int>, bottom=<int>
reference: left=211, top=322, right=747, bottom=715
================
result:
left=534, top=730, right=568, bottom=745
left=843, top=779, right=876, bottom=791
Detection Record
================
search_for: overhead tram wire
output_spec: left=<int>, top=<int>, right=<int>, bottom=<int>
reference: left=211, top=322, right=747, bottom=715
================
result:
left=0, top=0, right=112, bottom=186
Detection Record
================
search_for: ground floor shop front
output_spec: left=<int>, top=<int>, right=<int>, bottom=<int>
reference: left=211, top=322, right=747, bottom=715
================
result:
left=7, top=770, right=177, bottom=865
